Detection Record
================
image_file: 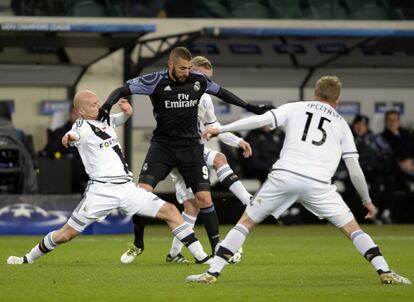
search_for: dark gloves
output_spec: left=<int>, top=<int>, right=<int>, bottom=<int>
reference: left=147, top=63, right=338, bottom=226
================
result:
left=246, top=104, right=275, bottom=115
left=98, top=103, right=112, bottom=125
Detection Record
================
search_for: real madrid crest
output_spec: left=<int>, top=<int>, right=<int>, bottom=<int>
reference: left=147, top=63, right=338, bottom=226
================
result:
left=194, top=81, right=200, bottom=91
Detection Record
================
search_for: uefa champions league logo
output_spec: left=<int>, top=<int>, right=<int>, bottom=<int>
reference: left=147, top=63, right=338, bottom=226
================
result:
left=0, top=203, right=69, bottom=227
left=0, top=204, right=131, bottom=234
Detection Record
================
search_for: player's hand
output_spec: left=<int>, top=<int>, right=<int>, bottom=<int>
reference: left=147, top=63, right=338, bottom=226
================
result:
left=98, top=103, right=111, bottom=125
left=363, top=201, right=378, bottom=219
left=246, top=104, right=275, bottom=115
left=202, top=127, right=220, bottom=141
left=62, top=133, right=75, bottom=148
left=239, top=140, right=252, bottom=158
left=118, top=98, right=133, bottom=116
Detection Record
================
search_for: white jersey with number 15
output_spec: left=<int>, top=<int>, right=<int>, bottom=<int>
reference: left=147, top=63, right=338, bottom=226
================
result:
left=269, top=101, right=358, bottom=183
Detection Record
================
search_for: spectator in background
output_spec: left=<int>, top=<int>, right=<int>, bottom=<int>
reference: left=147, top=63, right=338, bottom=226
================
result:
left=39, top=106, right=88, bottom=193
left=378, top=110, right=414, bottom=223
left=242, top=126, right=285, bottom=183
left=0, top=102, right=38, bottom=193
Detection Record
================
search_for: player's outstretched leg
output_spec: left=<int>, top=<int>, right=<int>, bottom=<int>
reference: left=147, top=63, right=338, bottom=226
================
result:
left=341, top=218, right=411, bottom=285
left=120, top=214, right=145, bottom=264
left=7, top=224, right=79, bottom=265
left=186, top=213, right=254, bottom=283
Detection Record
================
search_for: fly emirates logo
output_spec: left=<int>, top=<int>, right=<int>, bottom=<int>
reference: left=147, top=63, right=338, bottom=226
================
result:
left=165, top=94, right=198, bottom=108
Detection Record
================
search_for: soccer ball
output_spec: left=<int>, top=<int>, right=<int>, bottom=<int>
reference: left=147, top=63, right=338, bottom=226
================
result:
left=228, top=247, right=243, bottom=264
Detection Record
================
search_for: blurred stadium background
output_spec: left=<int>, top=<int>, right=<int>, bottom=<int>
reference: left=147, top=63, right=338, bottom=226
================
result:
left=1, top=0, right=414, bottom=236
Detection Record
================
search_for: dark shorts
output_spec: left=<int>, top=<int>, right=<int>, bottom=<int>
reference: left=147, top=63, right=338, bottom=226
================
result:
left=139, top=141, right=210, bottom=193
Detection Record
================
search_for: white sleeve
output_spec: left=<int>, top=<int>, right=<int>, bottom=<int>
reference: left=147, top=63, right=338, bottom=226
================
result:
left=110, top=112, right=131, bottom=127
left=343, top=157, right=371, bottom=203
left=219, top=110, right=275, bottom=133
left=272, top=103, right=294, bottom=128
left=341, top=122, right=359, bottom=159
left=217, top=130, right=243, bottom=148
left=67, top=120, right=89, bottom=146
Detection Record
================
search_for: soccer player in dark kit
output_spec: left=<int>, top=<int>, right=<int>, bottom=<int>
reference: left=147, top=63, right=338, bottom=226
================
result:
left=98, top=47, right=274, bottom=263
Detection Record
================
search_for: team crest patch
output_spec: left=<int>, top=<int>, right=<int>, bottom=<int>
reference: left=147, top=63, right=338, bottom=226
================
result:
left=142, top=163, right=148, bottom=171
left=193, top=81, right=200, bottom=91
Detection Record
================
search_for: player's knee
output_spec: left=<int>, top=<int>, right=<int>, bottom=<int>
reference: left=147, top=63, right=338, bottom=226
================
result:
left=158, top=202, right=180, bottom=221
left=183, top=200, right=200, bottom=217
left=195, top=194, right=212, bottom=208
left=213, top=152, right=227, bottom=169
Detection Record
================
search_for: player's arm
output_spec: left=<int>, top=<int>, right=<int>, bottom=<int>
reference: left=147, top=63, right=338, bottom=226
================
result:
left=202, top=96, right=244, bottom=148
left=110, top=98, right=133, bottom=127
left=343, top=157, right=377, bottom=219
left=203, top=110, right=276, bottom=140
left=204, top=77, right=274, bottom=115
left=62, top=129, right=80, bottom=148
left=62, top=120, right=89, bottom=148
left=99, top=72, right=160, bottom=123
left=341, top=125, right=377, bottom=219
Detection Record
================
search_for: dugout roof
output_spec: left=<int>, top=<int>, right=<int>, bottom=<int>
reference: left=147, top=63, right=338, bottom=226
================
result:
left=0, top=20, right=155, bottom=86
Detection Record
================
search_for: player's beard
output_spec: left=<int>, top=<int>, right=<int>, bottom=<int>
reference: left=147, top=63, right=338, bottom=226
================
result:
left=172, top=68, right=188, bottom=83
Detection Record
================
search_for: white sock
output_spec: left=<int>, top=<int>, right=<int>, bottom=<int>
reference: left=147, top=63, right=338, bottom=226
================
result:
left=172, top=223, right=208, bottom=261
left=229, top=182, right=252, bottom=205
left=217, top=164, right=251, bottom=205
left=169, top=212, right=197, bottom=257
left=209, top=224, right=249, bottom=274
left=25, top=231, right=58, bottom=263
left=350, top=230, right=390, bottom=272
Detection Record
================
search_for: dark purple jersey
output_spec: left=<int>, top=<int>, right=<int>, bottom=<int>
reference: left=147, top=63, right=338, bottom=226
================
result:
left=127, top=70, right=220, bottom=145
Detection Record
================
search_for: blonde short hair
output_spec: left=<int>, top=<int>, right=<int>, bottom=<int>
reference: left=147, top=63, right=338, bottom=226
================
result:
left=192, top=56, right=213, bottom=70
left=314, top=76, right=342, bottom=103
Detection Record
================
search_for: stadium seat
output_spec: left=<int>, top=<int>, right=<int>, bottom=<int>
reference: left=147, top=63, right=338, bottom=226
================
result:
left=67, top=0, right=107, bottom=17
left=340, top=0, right=378, bottom=13
left=225, top=0, right=255, bottom=11
left=266, top=0, right=303, bottom=19
left=232, top=2, right=271, bottom=19
left=350, top=3, right=389, bottom=19
left=204, top=0, right=231, bottom=18
left=390, top=8, right=405, bottom=19
left=302, top=3, right=349, bottom=19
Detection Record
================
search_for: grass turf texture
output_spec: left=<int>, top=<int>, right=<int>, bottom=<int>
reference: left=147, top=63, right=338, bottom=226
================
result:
left=1, top=224, right=413, bottom=302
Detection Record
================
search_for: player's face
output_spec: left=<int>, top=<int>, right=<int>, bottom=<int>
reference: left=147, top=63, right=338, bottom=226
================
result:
left=170, top=58, right=192, bottom=83
left=80, top=95, right=100, bottom=120
left=193, top=66, right=213, bottom=79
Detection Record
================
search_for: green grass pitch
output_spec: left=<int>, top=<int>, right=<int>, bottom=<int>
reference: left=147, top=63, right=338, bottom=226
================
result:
left=1, top=224, right=413, bottom=302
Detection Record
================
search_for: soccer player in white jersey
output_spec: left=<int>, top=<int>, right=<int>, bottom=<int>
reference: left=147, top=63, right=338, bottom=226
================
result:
left=6, top=90, right=210, bottom=265
left=186, top=76, right=411, bottom=285
left=120, top=56, right=252, bottom=264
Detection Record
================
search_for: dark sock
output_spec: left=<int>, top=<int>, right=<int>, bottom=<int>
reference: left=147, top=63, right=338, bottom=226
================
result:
left=200, top=205, right=220, bottom=254
left=132, top=215, right=145, bottom=250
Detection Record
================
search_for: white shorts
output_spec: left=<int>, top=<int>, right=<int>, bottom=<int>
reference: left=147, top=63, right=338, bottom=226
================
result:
left=68, top=181, right=165, bottom=232
left=246, top=170, right=355, bottom=228
left=169, top=146, right=217, bottom=203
